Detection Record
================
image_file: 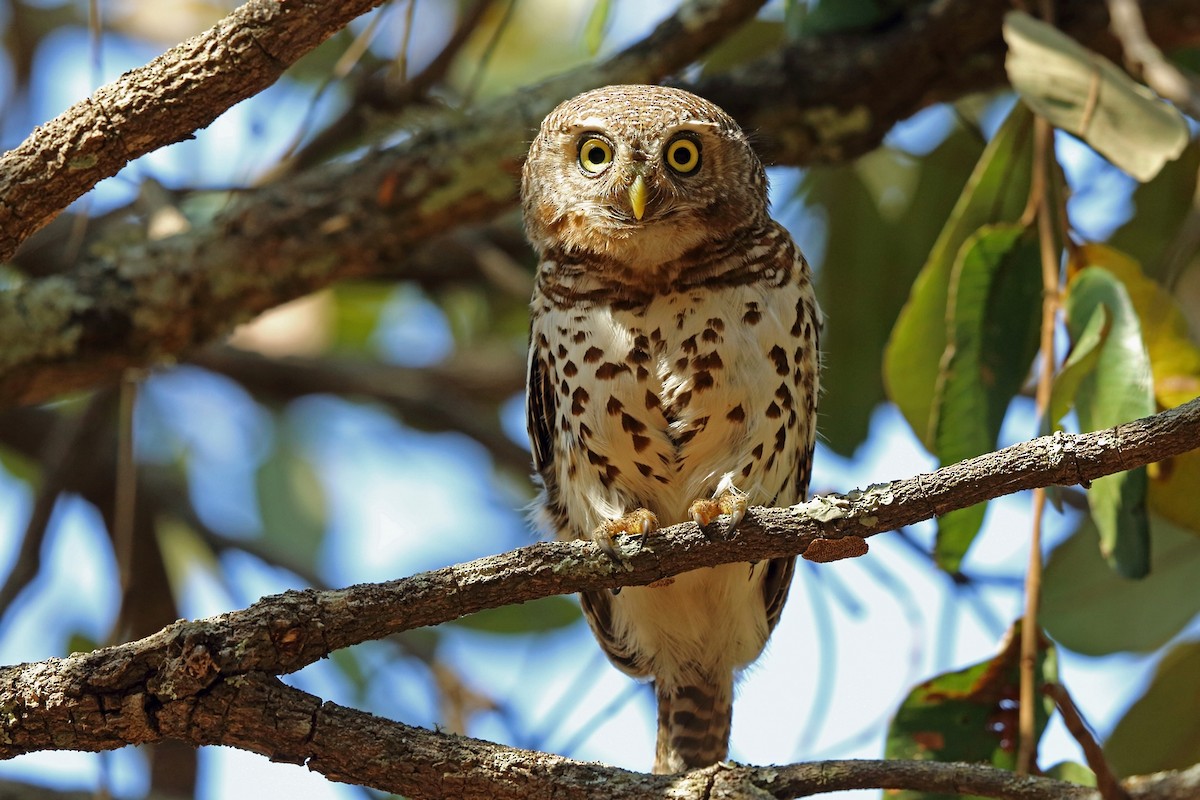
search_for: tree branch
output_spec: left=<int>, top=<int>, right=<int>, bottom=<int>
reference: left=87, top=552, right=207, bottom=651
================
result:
left=0, top=0, right=394, bottom=262
left=6, top=0, right=1200, bottom=409
left=2, top=397, right=1198, bottom=795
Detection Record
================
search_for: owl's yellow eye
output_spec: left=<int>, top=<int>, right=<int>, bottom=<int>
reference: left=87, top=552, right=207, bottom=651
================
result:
left=578, top=136, right=614, bottom=175
left=665, top=137, right=701, bottom=174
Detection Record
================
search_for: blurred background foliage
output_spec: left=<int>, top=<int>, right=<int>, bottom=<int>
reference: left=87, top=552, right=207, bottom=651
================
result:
left=2, top=0, right=1200, bottom=798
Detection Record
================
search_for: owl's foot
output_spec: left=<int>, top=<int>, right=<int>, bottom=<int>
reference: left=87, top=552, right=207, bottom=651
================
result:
left=690, top=485, right=749, bottom=531
left=594, top=508, right=659, bottom=563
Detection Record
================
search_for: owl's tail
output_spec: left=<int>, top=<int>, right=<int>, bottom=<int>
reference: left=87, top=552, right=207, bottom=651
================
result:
left=652, top=677, right=733, bottom=773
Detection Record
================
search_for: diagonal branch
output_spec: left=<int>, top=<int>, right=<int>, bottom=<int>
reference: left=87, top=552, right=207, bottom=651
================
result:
left=2, top=397, right=1197, bottom=774
left=7, top=0, right=1200, bottom=410
left=0, top=0, right=394, bottom=261
left=0, top=0, right=767, bottom=410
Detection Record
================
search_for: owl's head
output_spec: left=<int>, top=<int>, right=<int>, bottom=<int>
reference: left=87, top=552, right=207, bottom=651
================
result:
left=521, top=85, right=768, bottom=271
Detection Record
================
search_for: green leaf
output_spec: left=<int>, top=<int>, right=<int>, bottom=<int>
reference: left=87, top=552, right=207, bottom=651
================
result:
left=1044, top=303, right=1110, bottom=435
left=1109, top=142, right=1200, bottom=282
left=700, top=20, right=783, bottom=75
left=581, top=0, right=612, bottom=56
left=1077, top=245, right=1200, bottom=536
left=1042, top=516, right=1200, bottom=656
left=331, top=282, right=392, bottom=352
left=884, top=103, right=1034, bottom=450
left=256, top=444, right=328, bottom=569
left=1044, top=762, right=1096, bottom=787
left=790, top=0, right=903, bottom=36
left=933, top=223, right=1041, bottom=571
left=887, top=622, right=1056, bottom=798
left=807, top=127, right=984, bottom=454
left=1105, top=640, right=1200, bottom=776
left=1003, top=11, right=1188, bottom=182
left=449, top=595, right=581, bottom=635
left=1065, top=267, right=1154, bottom=577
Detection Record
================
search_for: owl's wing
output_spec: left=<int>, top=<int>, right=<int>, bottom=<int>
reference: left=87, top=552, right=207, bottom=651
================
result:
left=526, top=338, right=556, bottom=474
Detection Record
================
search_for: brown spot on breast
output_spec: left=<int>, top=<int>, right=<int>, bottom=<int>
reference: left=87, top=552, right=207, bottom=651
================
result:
left=636, top=462, right=654, bottom=477
left=584, top=346, right=604, bottom=363
left=645, top=389, right=660, bottom=410
left=776, top=382, right=793, bottom=408
left=650, top=328, right=663, bottom=342
left=556, top=344, right=568, bottom=358
left=752, top=443, right=764, bottom=460
left=775, top=424, right=788, bottom=452
left=693, top=371, right=715, bottom=392
left=632, top=433, right=651, bottom=452
left=770, top=345, right=789, bottom=376
left=621, top=413, right=646, bottom=433
left=791, top=297, right=806, bottom=337
left=607, top=397, right=624, bottom=415
left=559, top=379, right=570, bottom=396
left=587, top=449, right=607, bottom=465
left=571, top=387, right=589, bottom=415
left=600, top=463, right=621, bottom=488
left=596, top=362, right=631, bottom=379
left=572, top=330, right=588, bottom=344
left=681, top=335, right=699, bottom=353
left=579, top=423, right=592, bottom=438
left=627, top=347, right=650, bottom=365
left=707, top=317, right=725, bottom=332
left=726, top=404, right=745, bottom=423
left=693, top=351, right=724, bottom=370
left=744, top=303, right=761, bottom=325
left=765, top=402, right=781, bottom=419
left=636, top=365, right=650, bottom=381
left=563, top=361, right=578, bottom=377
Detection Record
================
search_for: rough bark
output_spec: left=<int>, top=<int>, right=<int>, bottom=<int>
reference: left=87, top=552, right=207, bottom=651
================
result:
left=1, top=398, right=1198, bottom=798
left=5, top=0, right=1200, bottom=409
left=0, top=0, right=393, bottom=262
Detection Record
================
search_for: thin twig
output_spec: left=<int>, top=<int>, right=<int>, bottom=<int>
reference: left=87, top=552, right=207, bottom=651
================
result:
left=1046, top=682, right=1132, bottom=800
left=1107, top=0, right=1200, bottom=119
left=1018, top=112, right=1063, bottom=777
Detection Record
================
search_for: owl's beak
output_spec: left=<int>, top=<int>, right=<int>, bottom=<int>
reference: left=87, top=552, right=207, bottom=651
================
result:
left=628, top=175, right=648, bottom=221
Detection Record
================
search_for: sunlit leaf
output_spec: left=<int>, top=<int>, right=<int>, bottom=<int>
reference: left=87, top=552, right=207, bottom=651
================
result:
left=449, top=595, right=581, bottom=634
left=884, top=103, right=1034, bottom=450
left=1065, top=267, right=1154, bottom=577
left=155, top=516, right=220, bottom=597
left=1004, top=11, right=1188, bottom=182
left=1075, top=245, right=1200, bottom=535
left=700, top=20, right=783, bottom=75
left=331, top=282, right=393, bottom=352
left=1078, top=244, right=1200, bottom=409
left=256, top=445, right=328, bottom=569
left=1105, top=641, right=1200, bottom=776
left=886, top=622, right=1056, bottom=797
left=933, top=223, right=1041, bottom=571
left=1044, top=762, right=1096, bottom=787
left=581, top=0, right=612, bottom=56
left=1044, top=303, right=1110, bottom=435
left=1042, top=516, right=1200, bottom=656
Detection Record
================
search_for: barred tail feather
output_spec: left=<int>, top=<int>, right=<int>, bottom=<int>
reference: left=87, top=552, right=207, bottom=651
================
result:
left=653, top=678, right=733, bottom=773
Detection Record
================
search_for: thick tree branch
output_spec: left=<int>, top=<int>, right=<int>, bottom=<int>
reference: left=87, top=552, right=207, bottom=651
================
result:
left=6, top=0, right=1200, bottom=409
left=0, top=0, right=765, bottom=409
left=2, top=397, right=1198, bottom=794
left=0, top=0, right=393, bottom=262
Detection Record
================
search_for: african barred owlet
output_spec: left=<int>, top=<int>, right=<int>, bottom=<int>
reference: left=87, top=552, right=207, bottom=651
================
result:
left=522, top=85, right=820, bottom=773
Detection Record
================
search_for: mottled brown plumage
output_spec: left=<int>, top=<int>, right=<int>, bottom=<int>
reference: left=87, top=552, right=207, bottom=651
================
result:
left=522, top=85, right=820, bottom=773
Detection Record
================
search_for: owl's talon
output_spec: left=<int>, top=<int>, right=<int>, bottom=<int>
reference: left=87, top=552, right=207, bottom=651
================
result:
left=594, top=508, right=659, bottom=565
left=689, top=486, right=749, bottom=531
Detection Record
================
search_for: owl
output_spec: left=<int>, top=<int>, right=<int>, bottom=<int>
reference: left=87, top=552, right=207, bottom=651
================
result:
left=522, top=85, right=820, bottom=773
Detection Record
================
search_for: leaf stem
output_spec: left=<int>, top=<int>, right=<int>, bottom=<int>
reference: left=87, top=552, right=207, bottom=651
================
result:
left=1018, top=114, right=1062, bottom=776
